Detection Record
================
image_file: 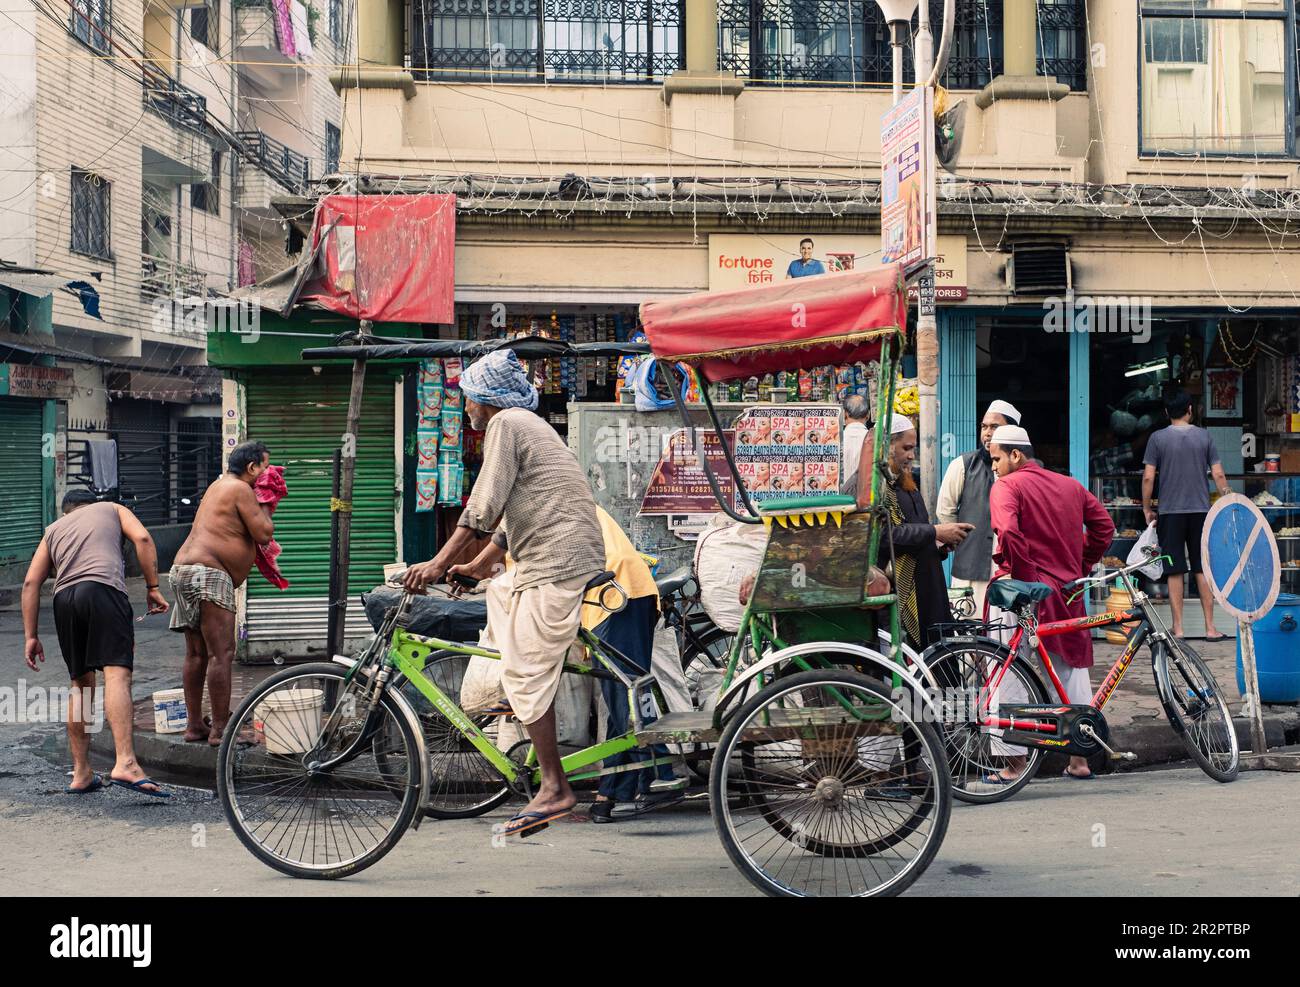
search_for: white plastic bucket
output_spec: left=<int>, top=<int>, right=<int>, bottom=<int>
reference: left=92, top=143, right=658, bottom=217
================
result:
left=259, top=688, right=324, bottom=755
left=152, top=689, right=187, bottom=734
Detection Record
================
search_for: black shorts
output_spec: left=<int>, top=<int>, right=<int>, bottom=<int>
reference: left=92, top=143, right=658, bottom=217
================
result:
left=1156, top=512, right=1207, bottom=577
left=52, top=582, right=134, bottom=680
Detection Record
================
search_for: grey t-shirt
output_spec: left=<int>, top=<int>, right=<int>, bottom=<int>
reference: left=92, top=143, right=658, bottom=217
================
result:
left=1143, top=424, right=1220, bottom=514
left=44, top=501, right=128, bottom=596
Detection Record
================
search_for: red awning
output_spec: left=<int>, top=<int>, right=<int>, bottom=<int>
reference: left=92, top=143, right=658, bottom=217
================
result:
left=640, top=263, right=907, bottom=382
left=297, top=194, right=456, bottom=323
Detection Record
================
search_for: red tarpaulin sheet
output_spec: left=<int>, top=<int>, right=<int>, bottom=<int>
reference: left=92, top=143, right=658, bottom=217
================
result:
left=641, top=263, right=907, bottom=382
left=297, top=194, right=455, bottom=323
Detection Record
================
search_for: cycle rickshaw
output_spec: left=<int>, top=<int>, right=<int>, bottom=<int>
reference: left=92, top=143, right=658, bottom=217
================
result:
left=217, top=261, right=952, bottom=897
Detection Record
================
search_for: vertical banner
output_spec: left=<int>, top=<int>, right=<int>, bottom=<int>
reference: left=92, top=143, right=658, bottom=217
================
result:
left=881, top=87, right=935, bottom=267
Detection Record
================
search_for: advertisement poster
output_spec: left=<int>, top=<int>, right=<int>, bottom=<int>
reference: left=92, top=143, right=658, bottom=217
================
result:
left=640, top=428, right=737, bottom=515
left=881, top=87, right=935, bottom=267
left=733, top=406, right=843, bottom=502
left=708, top=234, right=966, bottom=297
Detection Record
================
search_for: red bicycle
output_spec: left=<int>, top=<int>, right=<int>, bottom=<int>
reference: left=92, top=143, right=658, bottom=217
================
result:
left=923, top=553, right=1240, bottom=804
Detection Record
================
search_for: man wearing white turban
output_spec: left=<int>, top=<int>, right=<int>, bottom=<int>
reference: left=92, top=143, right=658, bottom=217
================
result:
left=936, top=400, right=1022, bottom=618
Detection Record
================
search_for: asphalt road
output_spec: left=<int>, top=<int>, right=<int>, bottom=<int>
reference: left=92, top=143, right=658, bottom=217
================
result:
left=0, top=760, right=1295, bottom=897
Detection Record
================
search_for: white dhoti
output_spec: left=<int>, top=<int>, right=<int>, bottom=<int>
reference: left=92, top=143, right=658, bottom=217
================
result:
left=490, top=571, right=591, bottom=726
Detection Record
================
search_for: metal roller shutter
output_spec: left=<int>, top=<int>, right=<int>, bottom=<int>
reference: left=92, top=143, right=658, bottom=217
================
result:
left=242, top=371, right=398, bottom=647
left=0, top=398, right=47, bottom=572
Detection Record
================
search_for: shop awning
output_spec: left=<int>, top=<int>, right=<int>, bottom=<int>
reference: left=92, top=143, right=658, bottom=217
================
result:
left=640, top=263, right=909, bottom=383
left=0, top=267, right=102, bottom=319
left=300, top=337, right=649, bottom=363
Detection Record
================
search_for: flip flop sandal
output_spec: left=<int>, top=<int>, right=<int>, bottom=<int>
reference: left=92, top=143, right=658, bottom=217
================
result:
left=66, top=773, right=105, bottom=795
left=109, top=776, right=172, bottom=799
left=981, top=773, right=1018, bottom=786
left=483, top=701, right=515, bottom=717
left=1202, top=633, right=1228, bottom=642
left=502, top=808, right=570, bottom=838
left=1062, top=769, right=1095, bottom=781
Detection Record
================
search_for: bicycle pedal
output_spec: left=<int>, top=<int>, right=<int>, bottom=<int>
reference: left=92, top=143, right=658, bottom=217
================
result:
left=1110, top=750, right=1137, bottom=762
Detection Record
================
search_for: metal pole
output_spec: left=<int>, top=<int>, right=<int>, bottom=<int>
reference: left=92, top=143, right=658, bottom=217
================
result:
left=1239, top=620, right=1269, bottom=757
left=914, top=2, right=941, bottom=517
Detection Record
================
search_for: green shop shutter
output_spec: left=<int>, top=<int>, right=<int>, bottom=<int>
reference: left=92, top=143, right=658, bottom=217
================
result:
left=242, top=371, right=398, bottom=647
left=0, top=398, right=48, bottom=574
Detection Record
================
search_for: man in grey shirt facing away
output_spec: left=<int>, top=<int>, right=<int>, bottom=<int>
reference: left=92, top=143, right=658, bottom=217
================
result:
left=22, top=491, right=171, bottom=796
left=1142, top=391, right=1231, bottom=640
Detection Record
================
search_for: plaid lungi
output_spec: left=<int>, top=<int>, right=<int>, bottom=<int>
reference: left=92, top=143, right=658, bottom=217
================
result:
left=168, top=563, right=236, bottom=631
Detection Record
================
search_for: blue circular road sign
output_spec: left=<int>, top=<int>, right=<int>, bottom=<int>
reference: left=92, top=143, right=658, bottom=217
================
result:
left=1200, top=494, right=1281, bottom=624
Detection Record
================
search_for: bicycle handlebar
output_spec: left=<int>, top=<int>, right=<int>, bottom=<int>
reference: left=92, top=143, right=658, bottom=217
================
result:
left=1064, top=552, right=1173, bottom=604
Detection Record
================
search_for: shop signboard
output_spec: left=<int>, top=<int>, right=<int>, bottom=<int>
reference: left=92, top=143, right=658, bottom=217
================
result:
left=0, top=363, right=74, bottom=399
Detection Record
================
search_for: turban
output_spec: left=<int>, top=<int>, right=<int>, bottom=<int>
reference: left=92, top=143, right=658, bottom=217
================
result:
left=459, top=350, right=539, bottom=411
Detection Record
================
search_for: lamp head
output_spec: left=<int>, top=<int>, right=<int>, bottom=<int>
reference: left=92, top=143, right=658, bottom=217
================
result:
left=874, top=0, right=919, bottom=25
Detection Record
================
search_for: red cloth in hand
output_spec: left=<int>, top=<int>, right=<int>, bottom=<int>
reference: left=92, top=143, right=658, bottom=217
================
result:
left=253, top=465, right=290, bottom=589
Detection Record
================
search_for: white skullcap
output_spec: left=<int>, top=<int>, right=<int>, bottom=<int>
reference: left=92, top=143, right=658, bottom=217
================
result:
left=990, top=424, right=1030, bottom=447
left=985, top=400, right=1022, bottom=425
left=890, top=413, right=915, bottom=436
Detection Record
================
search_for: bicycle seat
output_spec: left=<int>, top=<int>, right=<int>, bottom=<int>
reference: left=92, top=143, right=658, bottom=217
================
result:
left=584, top=570, right=617, bottom=593
left=986, top=579, right=1053, bottom=612
left=655, top=566, right=693, bottom=598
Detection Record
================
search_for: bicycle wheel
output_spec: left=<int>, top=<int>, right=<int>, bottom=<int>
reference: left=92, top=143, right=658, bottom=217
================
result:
left=709, top=669, right=950, bottom=898
left=925, top=639, right=1048, bottom=804
left=397, top=651, right=514, bottom=818
left=218, top=662, right=423, bottom=880
left=1153, top=639, right=1239, bottom=783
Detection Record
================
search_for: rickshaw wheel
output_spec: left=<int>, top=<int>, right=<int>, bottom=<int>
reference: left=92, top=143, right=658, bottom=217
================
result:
left=709, top=669, right=950, bottom=898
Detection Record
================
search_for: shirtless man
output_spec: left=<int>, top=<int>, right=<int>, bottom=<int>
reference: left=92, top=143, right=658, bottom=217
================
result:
left=170, top=440, right=274, bottom=745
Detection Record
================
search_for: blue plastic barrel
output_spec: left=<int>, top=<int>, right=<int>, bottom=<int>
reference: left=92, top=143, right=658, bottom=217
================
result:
left=1236, top=593, right=1300, bottom=703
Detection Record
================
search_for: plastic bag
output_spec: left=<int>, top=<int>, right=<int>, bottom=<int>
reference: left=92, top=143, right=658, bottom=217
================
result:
left=1127, top=521, right=1164, bottom=580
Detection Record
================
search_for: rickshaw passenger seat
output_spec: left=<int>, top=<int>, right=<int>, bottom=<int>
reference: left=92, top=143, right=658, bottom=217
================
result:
left=654, top=566, right=693, bottom=598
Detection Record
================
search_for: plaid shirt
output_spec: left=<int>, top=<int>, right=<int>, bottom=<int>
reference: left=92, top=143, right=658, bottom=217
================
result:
left=460, top=408, right=604, bottom=592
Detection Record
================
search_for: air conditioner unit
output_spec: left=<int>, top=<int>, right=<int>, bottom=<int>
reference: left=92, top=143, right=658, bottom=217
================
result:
left=1007, top=241, right=1071, bottom=296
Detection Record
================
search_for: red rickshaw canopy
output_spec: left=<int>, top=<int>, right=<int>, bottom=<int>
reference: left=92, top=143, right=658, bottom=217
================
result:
left=640, top=263, right=907, bottom=383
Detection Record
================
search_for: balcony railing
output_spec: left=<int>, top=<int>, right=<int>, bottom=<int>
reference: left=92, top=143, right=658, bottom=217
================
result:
left=410, top=1, right=685, bottom=84
left=717, top=0, right=1088, bottom=92
left=236, top=130, right=310, bottom=194
left=141, top=255, right=208, bottom=302
left=142, top=62, right=208, bottom=132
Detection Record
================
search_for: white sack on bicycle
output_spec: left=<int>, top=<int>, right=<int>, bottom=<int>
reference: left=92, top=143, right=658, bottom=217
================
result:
left=1126, top=521, right=1164, bottom=580
left=694, top=514, right=770, bottom=633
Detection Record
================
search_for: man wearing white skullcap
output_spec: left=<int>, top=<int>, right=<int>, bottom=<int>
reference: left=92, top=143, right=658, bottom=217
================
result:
left=985, top=424, right=1115, bottom=782
left=936, top=399, right=1024, bottom=617
left=857, top=413, right=974, bottom=649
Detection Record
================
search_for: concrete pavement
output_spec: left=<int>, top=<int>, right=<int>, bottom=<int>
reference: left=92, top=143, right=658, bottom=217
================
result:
left=0, top=764, right=1295, bottom=896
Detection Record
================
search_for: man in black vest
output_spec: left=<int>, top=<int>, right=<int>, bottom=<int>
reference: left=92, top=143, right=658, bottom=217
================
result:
left=936, top=400, right=1022, bottom=619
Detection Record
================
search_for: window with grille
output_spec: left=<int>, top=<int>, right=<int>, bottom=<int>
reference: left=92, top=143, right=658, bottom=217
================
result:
left=409, top=0, right=685, bottom=83
left=192, top=150, right=221, bottom=215
left=191, top=0, right=219, bottom=50
left=330, top=0, right=344, bottom=44
left=69, top=0, right=111, bottom=54
left=71, top=168, right=112, bottom=260
left=326, top=123, right=341, bottom=174
left=717, top=1, right=1088, bottom=92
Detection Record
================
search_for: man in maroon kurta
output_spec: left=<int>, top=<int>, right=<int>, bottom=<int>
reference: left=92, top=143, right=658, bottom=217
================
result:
left=988, top=425, right=1115, bottom=780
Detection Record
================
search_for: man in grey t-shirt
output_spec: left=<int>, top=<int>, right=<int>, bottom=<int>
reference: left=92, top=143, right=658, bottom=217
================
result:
left=1142, top=392, right=1231, bottom=639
